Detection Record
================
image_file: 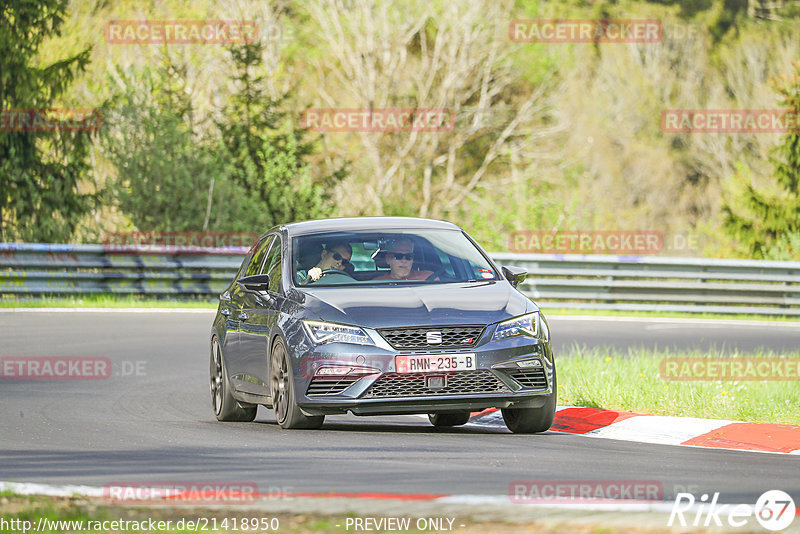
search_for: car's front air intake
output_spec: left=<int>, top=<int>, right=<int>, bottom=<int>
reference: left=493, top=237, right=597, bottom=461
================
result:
left=363, top=370, right=509, bottom=398
left=306, top=375, right=361, bottom=396
left=506, top=368, right=548, bottom=389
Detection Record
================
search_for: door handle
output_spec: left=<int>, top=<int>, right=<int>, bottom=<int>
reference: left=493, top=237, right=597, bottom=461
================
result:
left=220, top=308, right=231, bottom=317
left=239, top=311, right=249, bottom=321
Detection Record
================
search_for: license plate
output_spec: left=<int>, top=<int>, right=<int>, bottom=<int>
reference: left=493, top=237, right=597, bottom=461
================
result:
left=395, top=354, right=476, bottom=374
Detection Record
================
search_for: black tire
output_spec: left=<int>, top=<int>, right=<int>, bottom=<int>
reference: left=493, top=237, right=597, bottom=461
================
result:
left=428, top=412, right=471, bottom=427
left=502, top=369, right=557, bottom=434
left=210, top=336, right=257, bottom=422
left=270, top=338, right=324, bottom=429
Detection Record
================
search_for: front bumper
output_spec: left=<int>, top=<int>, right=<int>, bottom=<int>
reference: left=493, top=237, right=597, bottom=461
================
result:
left=290, top=330, right=555, bottom=416
left=300, top=390, right=552, bottom=416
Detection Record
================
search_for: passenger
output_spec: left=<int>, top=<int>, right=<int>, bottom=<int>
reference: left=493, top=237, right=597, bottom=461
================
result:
left=373, top=238, right=434, bottom=281
left=297, top=241, right=352, bottom=284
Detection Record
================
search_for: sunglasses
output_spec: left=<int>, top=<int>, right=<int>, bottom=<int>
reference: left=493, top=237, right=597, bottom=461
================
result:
left=388, top=252, right=414, bottom=261
left=331, top=251, right=350, bottom=263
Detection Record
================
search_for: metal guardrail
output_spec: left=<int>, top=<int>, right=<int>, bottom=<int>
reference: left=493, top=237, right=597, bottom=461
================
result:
left=2, top=243, right=800, bottom=315
left=494, top=252, right=800, bottom=316
left=0, top=243, right=244, bottom=297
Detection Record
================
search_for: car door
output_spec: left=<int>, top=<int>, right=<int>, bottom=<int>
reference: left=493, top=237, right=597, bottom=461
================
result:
left=238, top=233, right=283, bottom=396
left=225, top=235, right=274, bottom=392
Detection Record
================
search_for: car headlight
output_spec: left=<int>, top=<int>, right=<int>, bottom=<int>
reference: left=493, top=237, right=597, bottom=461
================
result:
left=491, top=312, right=539, bottom=341
left=302, top=320, right=375, bottom=346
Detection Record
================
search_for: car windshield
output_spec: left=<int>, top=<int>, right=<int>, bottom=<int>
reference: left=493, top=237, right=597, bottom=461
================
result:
left=292, top=229, right=498, bottom=286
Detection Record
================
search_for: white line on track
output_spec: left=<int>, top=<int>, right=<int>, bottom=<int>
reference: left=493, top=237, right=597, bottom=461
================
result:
left=0, top=308, right=216, bottom=313
left=548, top=315, right=800, bottom=328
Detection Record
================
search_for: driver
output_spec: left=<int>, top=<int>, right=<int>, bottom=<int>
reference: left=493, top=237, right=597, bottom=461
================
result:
left=297, top=241, right=352, bottom=284
left=373, top=238, right=434, bottom=281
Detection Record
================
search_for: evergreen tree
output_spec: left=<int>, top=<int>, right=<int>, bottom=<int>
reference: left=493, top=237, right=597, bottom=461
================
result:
left=0, top=0, right=95, bottom=241
left=216, top=43, right=345, bottom=228
left=100, top=65, right=225, bottom=232
left=721, top=61, right=800, bottom=259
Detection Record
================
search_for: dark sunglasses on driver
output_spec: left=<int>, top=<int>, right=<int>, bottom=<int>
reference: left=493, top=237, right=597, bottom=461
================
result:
left=388, top=252, right=414, bottom=260
left=331, top=252, right=351, bottom=264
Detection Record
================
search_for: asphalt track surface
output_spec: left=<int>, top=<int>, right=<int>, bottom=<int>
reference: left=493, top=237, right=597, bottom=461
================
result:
left=1, top=311, right=799, bottom=506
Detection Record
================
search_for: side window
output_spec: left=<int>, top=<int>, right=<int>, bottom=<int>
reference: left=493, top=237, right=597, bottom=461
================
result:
left=245, top=236, right=274, bottom=277
left=261, top=236, right=282, bottom=293
left=433, top=249, right=457, bottom=278
left=235, top=255, right=250, bottom=280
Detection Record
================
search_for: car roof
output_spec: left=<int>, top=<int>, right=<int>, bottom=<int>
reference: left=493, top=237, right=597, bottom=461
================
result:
left=275, top=217, right=463, bottom=237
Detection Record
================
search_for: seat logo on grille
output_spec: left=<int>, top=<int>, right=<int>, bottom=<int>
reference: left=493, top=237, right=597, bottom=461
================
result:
left=426, top=331, right=443, bottom=344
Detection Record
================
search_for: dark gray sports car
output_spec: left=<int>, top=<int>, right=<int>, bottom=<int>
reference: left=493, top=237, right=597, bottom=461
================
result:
left=209, top=217, right=556, bottom=433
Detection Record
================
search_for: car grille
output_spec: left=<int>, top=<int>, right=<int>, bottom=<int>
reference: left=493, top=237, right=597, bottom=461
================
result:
left=506, top=368, right=548, bottom=389
left=378, top=326, right=485, bottom=350
left=363, top=370, right=510, bottom=398
left=306, top=376, right=361, bottom=396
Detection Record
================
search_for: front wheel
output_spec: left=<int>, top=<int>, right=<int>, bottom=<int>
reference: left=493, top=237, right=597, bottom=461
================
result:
left=270, top=338, right=324, bottom=429
left=210, top=337, right=257, bottom=422
left=502, top=369, right=557, bottom=434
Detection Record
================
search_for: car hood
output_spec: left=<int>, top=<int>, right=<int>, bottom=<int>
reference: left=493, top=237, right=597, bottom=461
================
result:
left=296, top=281, right=536, bottom=329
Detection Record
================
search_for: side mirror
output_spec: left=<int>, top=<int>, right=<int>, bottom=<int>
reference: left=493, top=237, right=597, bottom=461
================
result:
left=501, top=265, right=527, bottom=288
left=238, top=274, right=271, bottom=292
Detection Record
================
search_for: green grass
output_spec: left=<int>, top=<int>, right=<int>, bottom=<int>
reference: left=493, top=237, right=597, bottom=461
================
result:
left=0, top=496, right=113, bottom=533
left=557, top=345, right=800, bottom=424
left=0, top=295, right=216, bottom=309
left=541, top=307, right=800, bottom=323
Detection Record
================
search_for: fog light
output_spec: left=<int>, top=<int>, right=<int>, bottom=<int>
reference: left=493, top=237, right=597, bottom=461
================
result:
left=517, top=359, right=542, bottom=368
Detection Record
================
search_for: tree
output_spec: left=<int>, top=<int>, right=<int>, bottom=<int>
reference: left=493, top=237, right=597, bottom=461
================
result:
left=0, top=0, right=95, bottom=241
left=216, top=42, right=345, bottom=228
left=721, top=61, right=800, bottom=259
left=102, top=43, right=345, bottom=234
left=303, top=0, right=552, bottom=218
left=100, top=65, right=229, bottom=232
